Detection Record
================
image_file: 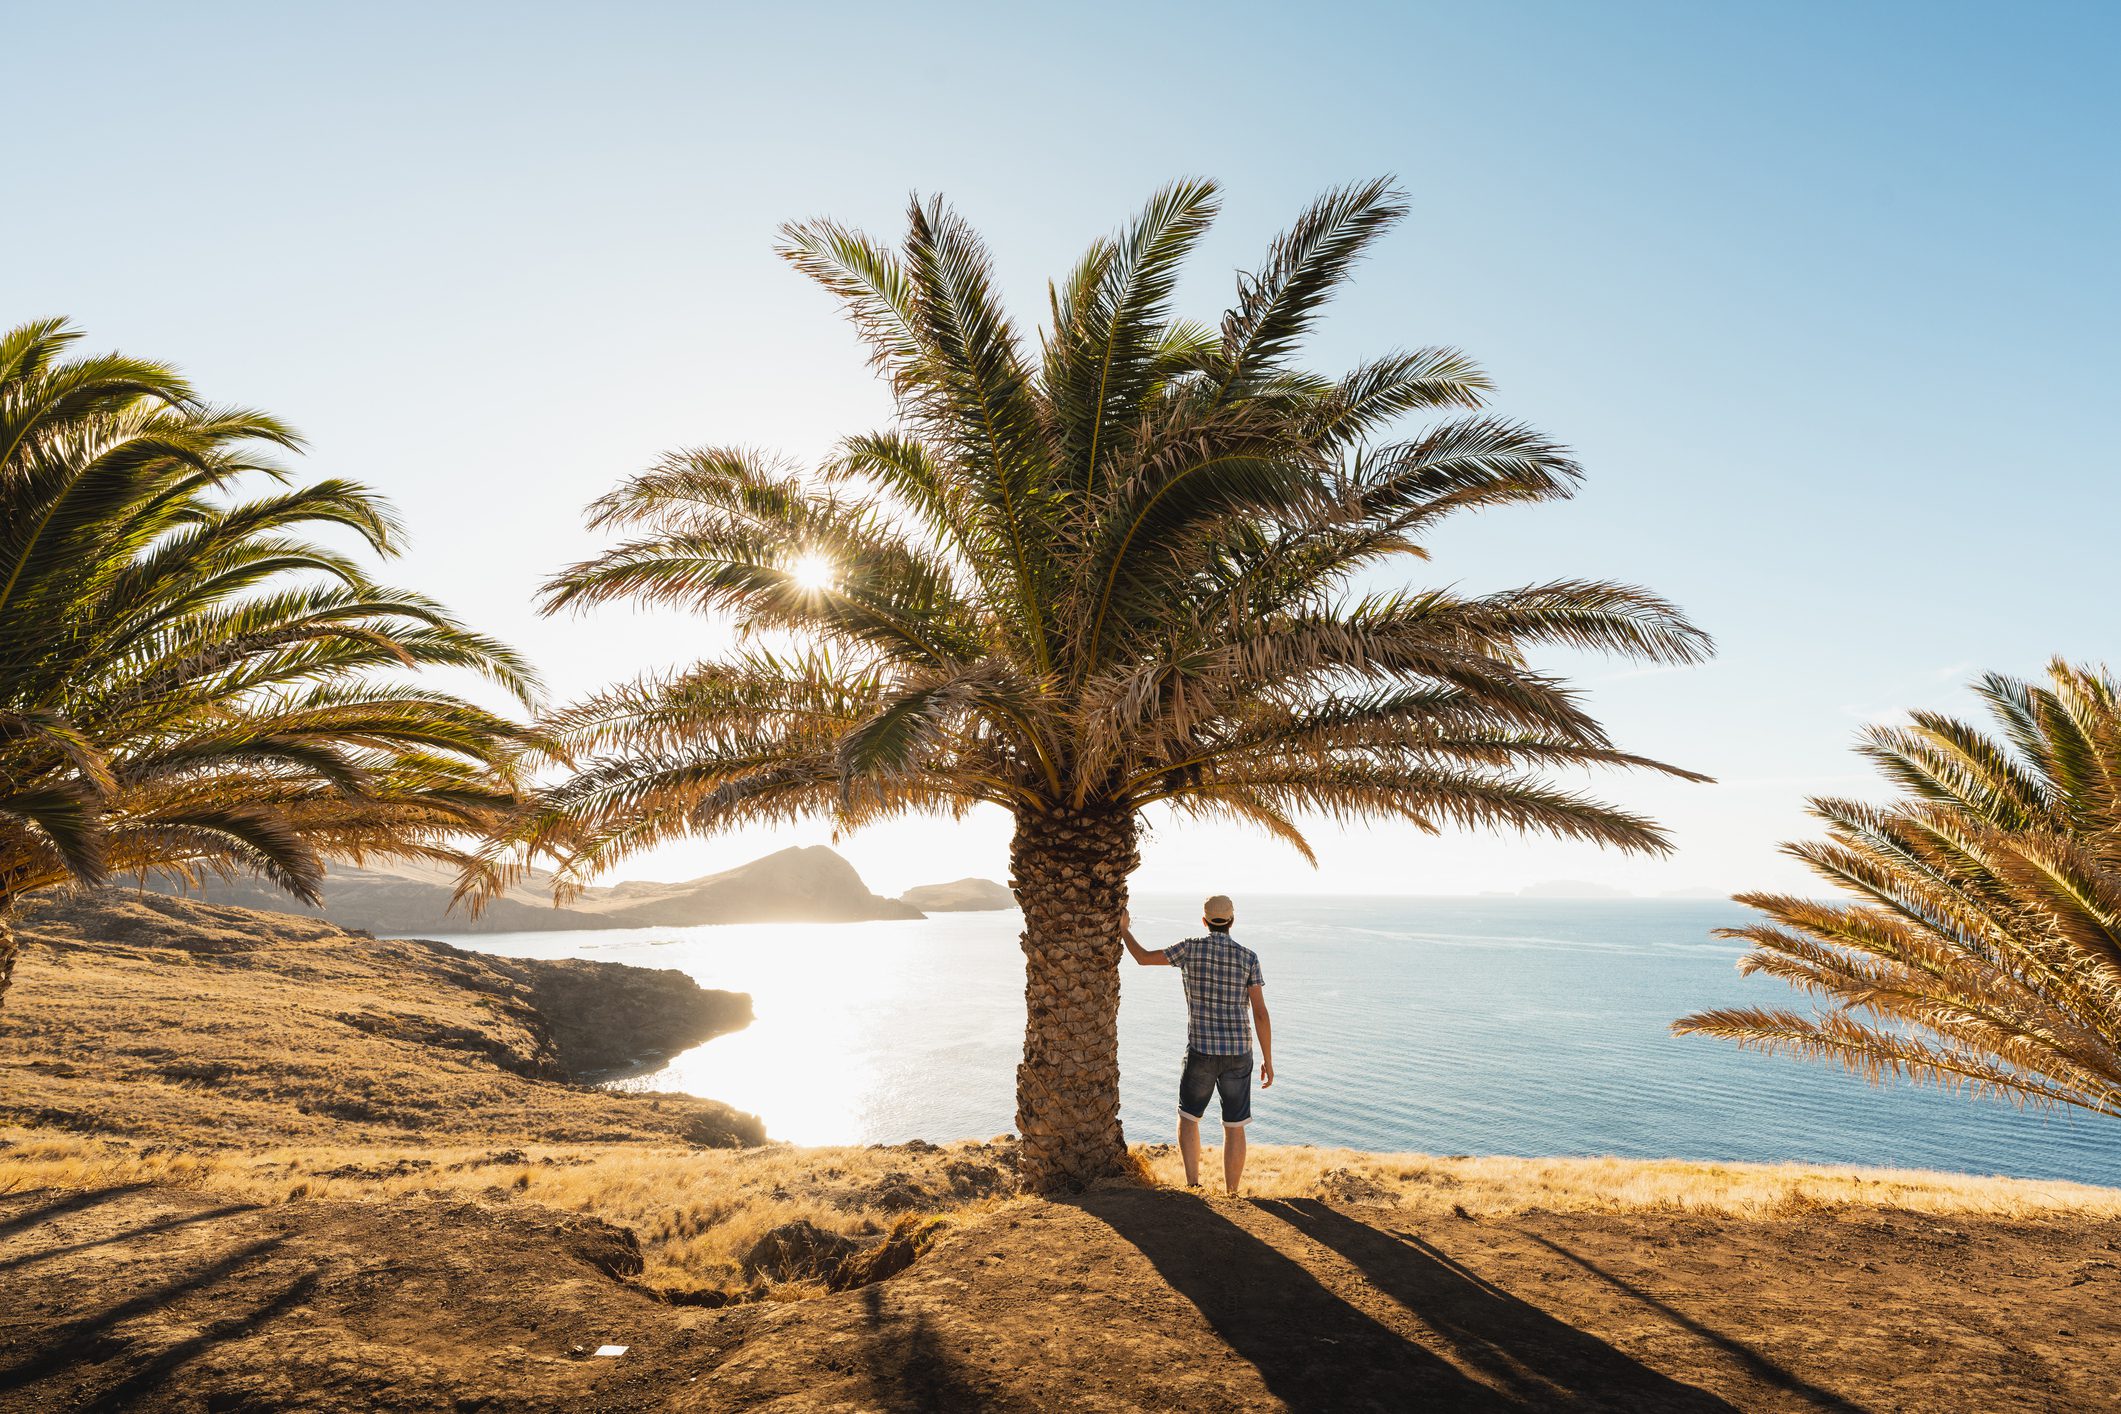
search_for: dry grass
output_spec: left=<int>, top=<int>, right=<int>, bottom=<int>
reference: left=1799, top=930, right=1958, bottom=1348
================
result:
left=10, top=1125, right=2117, bottom=1303
left=1137, top=1143, right=2121, bottom=1219
left=0, top=1128, right=1017, bottom=1297
left=4, top=891, right=758, bottom=1149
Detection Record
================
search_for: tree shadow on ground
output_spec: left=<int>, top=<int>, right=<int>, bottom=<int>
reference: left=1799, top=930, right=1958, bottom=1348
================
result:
left=0, top=1203, right=258, bottom=1274
left=1519, top=1232, right=1865, bottom=1413
left=0, top=1184, right=157, bottom=1239
left=1079, top=1188, right=1511, bottom=1413
left=93, top=1269, right=319, bottom=1409
left=854, top=1283, right=1032, bottom=1413
left=1258, top=1199, right=1739, bottom=1412
left=0, top=1235, right=287, bottom=1394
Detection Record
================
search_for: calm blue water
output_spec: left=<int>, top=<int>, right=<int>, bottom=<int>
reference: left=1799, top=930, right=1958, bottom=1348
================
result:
left=453, top=896, right=2121, bottom=1186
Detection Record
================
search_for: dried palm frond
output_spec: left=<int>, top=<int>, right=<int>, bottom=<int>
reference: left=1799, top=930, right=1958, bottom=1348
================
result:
left=1676, top=660, right=2121, bottom=1119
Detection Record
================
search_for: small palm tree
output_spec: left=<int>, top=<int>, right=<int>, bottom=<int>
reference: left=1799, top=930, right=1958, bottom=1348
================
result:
left=1676, top=659, right=2121, bottom=1119
left=526, top=181, right=1712, bottom=1189
left=0, top=318, right=539, bottom=1011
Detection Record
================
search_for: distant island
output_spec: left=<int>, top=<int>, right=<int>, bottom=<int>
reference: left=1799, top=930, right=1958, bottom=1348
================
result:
left=1474, top=882, right=1732, bottom=900
left=1515, top=879, right=1633, bottom=899
left=1478, top=880, right=1636, bottom=899
left=897, top=877, right=1017, bottom=912
left=141, top=844, right=924, bottom=935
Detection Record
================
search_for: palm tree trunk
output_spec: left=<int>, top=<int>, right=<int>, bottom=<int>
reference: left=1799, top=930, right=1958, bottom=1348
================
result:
left=1010, top=804, right=1140, bottom=1193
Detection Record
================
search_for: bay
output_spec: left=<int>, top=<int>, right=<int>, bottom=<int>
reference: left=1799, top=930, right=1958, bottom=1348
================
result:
left=452, top=895, right=2121, bottom=1186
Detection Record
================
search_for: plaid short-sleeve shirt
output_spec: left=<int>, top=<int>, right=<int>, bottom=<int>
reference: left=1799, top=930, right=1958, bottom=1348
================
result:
left=1163, top=929, right=1264, bottom=1054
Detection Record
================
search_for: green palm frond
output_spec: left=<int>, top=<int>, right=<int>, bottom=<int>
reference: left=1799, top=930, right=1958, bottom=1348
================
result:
left=1041, top=178, right=1221, bottom=491
left=1214, top=177, right=1409, bottom=397
left=0, top=318, right=537, bottom=937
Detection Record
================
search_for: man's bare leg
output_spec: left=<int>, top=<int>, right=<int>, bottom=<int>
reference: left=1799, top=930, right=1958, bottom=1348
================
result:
left=1178, top=1114, right=1202, bottom=1186
left=1223, top=1124, right=1247, bottom=1195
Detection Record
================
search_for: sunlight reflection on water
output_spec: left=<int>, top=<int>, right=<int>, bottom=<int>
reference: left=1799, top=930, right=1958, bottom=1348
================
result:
left=459, top=913, right=1029, bottom=1145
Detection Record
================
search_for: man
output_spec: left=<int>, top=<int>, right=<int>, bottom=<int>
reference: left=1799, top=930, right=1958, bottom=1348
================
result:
left=1120, top=895, right=1274, bottom=1195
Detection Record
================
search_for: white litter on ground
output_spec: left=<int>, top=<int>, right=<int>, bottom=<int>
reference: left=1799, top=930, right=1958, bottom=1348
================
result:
left=593, top=1345, right=628, bottom=1358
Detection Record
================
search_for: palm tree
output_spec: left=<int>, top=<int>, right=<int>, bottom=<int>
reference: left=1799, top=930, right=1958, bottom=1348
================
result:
left=0, top=318, right=539, bottom=1012
left=526, top=180, right=1713, bottom=1189
left=1676, top=659, right=2121, bottom=1119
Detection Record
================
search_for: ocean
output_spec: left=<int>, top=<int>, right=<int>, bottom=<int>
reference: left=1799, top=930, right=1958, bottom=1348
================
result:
left=453, top=895, right=2121, bottom=1186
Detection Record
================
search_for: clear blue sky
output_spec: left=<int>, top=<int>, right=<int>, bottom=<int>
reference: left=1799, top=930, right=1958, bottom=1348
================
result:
left=8, top=1, right=2117, bottom=896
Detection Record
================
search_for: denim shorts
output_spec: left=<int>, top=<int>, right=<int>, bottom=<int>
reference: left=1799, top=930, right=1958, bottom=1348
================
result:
left=1178, top=1047, right=1253, bottom=1126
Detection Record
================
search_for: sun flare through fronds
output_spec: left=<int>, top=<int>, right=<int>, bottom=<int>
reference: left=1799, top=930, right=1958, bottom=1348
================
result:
left=788, top=551, right=838, bottom=591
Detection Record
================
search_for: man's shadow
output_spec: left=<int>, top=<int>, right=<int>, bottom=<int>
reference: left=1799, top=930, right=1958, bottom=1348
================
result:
left=1080, top=1189, right=1741, bottom=1413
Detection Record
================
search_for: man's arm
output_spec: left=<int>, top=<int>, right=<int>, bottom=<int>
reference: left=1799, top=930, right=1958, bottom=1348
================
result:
left=1119, top=909, right=1170, bottom=965
left=1250, top=985, right=1274, bottom=1087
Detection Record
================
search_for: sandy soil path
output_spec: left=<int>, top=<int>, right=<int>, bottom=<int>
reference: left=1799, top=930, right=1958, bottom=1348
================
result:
left=4, top=1182, right=2116, bottom=1412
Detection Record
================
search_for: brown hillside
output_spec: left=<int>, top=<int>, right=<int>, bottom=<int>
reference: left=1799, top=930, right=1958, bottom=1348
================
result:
left=5, top=1172, right=2121, bottom=1411
left=4, top=891, right=759, bottom=1147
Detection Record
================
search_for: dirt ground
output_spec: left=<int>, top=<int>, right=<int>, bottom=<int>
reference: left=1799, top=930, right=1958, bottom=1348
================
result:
left=4, top=1179, right=2117, bottom=1412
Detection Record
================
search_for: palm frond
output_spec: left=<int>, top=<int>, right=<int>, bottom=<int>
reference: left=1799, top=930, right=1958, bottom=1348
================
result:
left=1214, top=177, right=1409, bottom=396
left=1041, top=178, right=1221, bottom=491
left=1683, top=660, right=2121, bottom=1120
left=0, top=319, right=536, bottom=933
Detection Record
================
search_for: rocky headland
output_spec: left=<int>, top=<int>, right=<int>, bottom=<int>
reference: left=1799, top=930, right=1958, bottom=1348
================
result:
left=896, top=877, right=1017, bottom=912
